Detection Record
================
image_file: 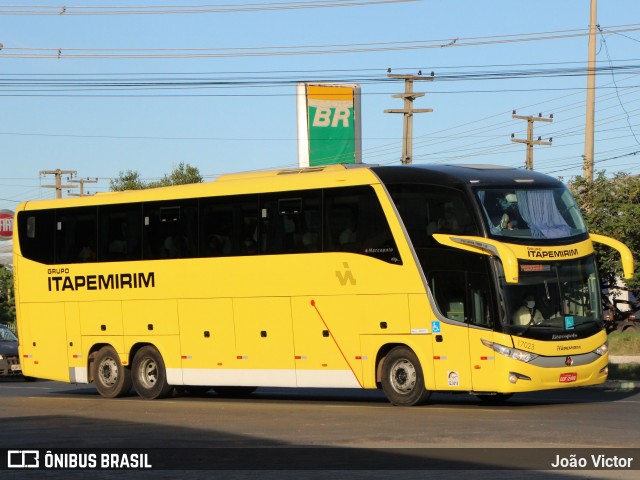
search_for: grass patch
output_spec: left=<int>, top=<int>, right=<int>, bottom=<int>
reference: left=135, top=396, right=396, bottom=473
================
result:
left=607, top=331, right=640, bottom=355
left=608, top=364, right=640, bottom=381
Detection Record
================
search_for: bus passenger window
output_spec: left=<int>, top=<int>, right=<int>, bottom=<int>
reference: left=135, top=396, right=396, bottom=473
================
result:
left=199, top=195, right=260, bottom=257
left=98, top=205, right=142, bottom=262
left=260, top=191, right=321, bottom=255
left=429, top=271, right=467, bottom=323
left=386, top=185, right=479, bottom=249
left=200, top=201, right=234, bottom=257
left=324, top=186, right=401, bottom=264
left=239, top=200, right=259, bottom=255
left=143, top=201, right=197, bottom=260
left=54, top=207, right=97, bottom=264
left=17, top=210, right=55, bottom=264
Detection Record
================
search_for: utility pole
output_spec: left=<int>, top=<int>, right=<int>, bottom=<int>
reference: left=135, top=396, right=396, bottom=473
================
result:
left=583, top=0, right=598, bottom=181
left=68, top=177, right=98, bottom=197
left=40, top=169, right=77, bottom=199
left=511, top=112, right=553, bottom=170
left=384, top=70, right=434, bottom=164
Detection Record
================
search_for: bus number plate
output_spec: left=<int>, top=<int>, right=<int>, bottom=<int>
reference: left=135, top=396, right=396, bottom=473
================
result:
left=559, top=373, right=577, bottom=383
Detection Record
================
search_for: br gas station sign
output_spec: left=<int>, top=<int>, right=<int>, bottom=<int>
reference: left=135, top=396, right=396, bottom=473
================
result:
left=297, top=83, right=361, bottom=167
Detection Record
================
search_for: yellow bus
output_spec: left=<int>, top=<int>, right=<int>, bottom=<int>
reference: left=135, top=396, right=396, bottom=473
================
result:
left=13, top=164, right=634, bottom=405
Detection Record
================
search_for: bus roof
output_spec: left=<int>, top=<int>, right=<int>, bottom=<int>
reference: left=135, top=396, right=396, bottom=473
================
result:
left=17, top=163, right=564, bottom=212
left=371, top=164, right=564, bottom=189
left=17, top=163, right=377, bottom=211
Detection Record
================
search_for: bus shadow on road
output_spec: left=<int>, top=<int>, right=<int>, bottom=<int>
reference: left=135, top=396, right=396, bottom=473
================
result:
left=1, top=413, right=632, bottom=475
left=24, top=379, right=640, bottom=408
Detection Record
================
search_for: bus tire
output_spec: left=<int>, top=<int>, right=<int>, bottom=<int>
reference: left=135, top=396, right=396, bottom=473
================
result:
left=381, top=346, right=430, bottom=406
left=132, top=346, right=173, bottom=399
left=93, top=346, right=132, bottom=398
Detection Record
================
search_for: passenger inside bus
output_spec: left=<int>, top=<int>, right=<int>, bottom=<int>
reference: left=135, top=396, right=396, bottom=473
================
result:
left=512, top=293, right=545, bottom=325
left=426, top=202, right=463, bottom=235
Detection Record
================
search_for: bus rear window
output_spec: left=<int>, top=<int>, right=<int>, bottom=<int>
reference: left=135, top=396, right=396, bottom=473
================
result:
left=17, top=211, right=55, bottom=264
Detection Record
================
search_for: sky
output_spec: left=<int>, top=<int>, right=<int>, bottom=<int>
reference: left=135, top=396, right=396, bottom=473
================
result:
left=0, top=0, right=639, bottom=215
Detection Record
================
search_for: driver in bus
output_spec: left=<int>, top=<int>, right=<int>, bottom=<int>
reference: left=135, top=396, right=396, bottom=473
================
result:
left=512, top=293, right=545, bottom=325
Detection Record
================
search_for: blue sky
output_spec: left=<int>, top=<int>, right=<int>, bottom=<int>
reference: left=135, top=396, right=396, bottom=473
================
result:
left=1, top=0, right=639, bottom=212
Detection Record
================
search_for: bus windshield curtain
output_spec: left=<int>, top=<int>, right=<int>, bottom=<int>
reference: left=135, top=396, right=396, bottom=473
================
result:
left=516, top=190, right=571, bottom=239
left=477, top=191, right=501, bottom=235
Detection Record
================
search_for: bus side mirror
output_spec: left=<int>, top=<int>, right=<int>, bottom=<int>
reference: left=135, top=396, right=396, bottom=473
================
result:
left=432, top=234, right=520, bottom=284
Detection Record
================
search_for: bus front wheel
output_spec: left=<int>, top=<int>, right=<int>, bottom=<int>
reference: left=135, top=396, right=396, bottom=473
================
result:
left=381, top=347, right=431, bottom=406
left=132, top=346, right=173, bottom=399
left=92, top=346, right=132, bottom=398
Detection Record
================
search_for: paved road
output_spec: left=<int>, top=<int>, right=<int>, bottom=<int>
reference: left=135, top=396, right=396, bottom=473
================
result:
left=1, top=378, right=639, bottom=479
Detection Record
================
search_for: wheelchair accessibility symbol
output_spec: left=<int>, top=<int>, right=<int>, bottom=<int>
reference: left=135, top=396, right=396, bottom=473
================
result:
left=431, top=321, right=441, bottom=333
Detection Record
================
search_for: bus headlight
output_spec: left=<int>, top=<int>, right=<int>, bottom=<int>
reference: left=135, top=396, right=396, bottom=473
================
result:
left=481, top=339, right=538, bottom=363
left=594, top=342, right=608, bottom=356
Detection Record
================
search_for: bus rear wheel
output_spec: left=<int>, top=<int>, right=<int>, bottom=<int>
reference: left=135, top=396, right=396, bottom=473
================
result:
left=381, top=346, right=431, bottom=406
left=132, top=346, right=173, bottom=399
left=93, top=346, right=132, bottom=398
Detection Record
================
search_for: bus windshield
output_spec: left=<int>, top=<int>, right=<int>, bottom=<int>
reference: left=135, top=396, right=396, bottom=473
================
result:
left=500, top=256, right=603, bottom=338
left=476, top=187, right=587, bottom=239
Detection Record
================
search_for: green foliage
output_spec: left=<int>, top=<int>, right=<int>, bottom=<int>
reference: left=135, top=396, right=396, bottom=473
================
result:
left=0, top=265, right=15, bottom=325
left=147, top=162, right=203, bottom=188
left=109, top=170, right=146, bottom=191
left=608, top=331, right=640, bottom=355
left=569, top=171, right=640, bottom=290
left=110, top=163, right=203, bottom=192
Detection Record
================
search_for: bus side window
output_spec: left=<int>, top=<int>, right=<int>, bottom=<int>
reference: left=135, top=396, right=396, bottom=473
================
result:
left=55, top=207, right=97, bottom=264
left=17, top=210, right=55, bottom=264
left=387, top=185, right=479, bottom=247
left=429, top=271, right=467, bottom=323
left=199, top=200, right=234, bottom=257
left=143, top=200, right=198, bottom=260
left=98, top=205, right=142, bottom=262
left=260, top=191, right=321, bottom=255
left=468, top=273, right=494, bottom=328
left=238, top=197, right=259, bottom=255
left=429, top=271, right=494, bottom=327
left=324, top=186, right=401, bottom=264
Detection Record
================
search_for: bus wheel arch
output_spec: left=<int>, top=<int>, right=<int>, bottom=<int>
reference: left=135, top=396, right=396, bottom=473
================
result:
left=90, top=344, right=132, bottom=398
left=131, top=345, right=173, bottom=399
left=375, top=343, right=405, bottom=387
left=380, top=345, right=431, bottom=407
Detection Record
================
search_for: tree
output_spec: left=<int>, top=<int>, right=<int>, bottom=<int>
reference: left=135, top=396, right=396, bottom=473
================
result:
left=0, top=264, right=15, bottom=326
left=147, top=162, right=203, bottom=188
left=569, top=171, right=640, bottom=290
left=109, top=170, right=146, bottom=191
left=110, top=163, right=203, bottom=191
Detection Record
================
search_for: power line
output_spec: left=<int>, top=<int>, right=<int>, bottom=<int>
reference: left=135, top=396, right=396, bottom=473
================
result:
left=0, top=0, right=418, bottom=15
left=598, top=26, right=640, bottom=145
left=3, top=25, right=640, bottom=59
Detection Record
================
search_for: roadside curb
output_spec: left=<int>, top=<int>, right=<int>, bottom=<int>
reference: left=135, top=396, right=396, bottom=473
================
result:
left=609, top=355, right=640, bottom=365
left=600, top=380, right=638, bottom=391
left=597, top=356, right=640, bottom=390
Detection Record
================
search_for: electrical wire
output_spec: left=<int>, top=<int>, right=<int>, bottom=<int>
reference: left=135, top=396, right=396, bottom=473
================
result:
left=2, top=24, right=640, bottom=59
left=0, top=1, right=418, bottom=15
